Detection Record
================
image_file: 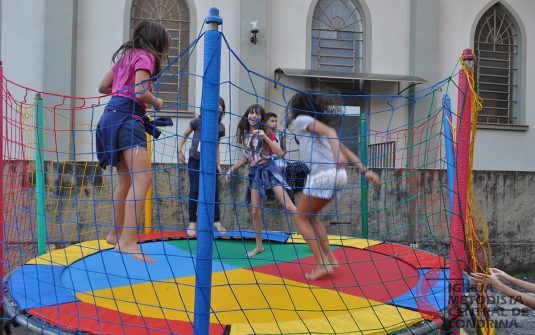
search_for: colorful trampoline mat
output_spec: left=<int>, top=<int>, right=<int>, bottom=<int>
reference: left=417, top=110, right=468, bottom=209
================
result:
left=6, top=232, right=453, bottom=335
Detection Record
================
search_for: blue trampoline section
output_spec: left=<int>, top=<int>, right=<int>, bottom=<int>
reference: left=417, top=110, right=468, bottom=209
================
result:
left=215, top=230, right=290, bottom=242
left=7, top=265, right=79, bottom=310
left=60, top=241, right=239, bottom=293
left=388, top=268, right=458, bottom=313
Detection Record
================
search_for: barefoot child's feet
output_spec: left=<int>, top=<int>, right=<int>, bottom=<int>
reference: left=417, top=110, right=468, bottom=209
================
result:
left=246, top=246, right=264, bottom=257
left=305, top=264, right=334, bottom=280
left=115, top=243, right=155, bottom=263
left=214, top=222, right=226, bottom=234
left=187, top=222, right=197, bottom=237
left=106, top=234, right=118, bottom=246
left=324, top=248, right=339, bottom=269
left=214, top=222, right=230, bottom=239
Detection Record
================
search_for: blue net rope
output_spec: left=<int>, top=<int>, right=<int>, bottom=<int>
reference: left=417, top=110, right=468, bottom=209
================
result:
left=0, top=13, right=470, bottom=335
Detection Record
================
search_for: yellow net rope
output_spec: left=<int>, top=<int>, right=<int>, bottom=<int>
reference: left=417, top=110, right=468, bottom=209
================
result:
left=460, top=53, right=494, bottom=334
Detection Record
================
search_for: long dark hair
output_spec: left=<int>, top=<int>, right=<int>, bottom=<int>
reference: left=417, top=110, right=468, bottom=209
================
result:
left=218, top=97, right=225, bottom=122
left=235, top=104, right=272, bottom=150
left=286, top=89, right=343, bottom=129
left=199, top=97, right=226, bottom=122
left=112, top=21, right=171, bottom=76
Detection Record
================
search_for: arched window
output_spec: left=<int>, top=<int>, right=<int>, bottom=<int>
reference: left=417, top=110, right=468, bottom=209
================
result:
left=132, top=0, right=190, bottom=111
left=474, top=4, right=518, bottom=124
left=311, top=0, right=363, bottom=73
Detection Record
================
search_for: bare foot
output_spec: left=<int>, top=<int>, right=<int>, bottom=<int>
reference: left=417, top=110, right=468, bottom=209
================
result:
left=246, top=246, right=264, bottom=257
left=187, top=222, right=197, bottom=237
left=115, top=244, right=156, bottom=263
left=214, top=222, right=226, bottom=234
left=325, top=252, right=339, bottom=269
left=214, top=222, right=230, bottom=239
left=105, top=233, right=118, bottom=246
left=305, top=264, right=334, bottom=280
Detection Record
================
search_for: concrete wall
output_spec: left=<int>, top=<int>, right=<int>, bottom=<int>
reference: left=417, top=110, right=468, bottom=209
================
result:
left=6, top=161, right=533, bottom=273
left=472, top=171, right=535, bottom=274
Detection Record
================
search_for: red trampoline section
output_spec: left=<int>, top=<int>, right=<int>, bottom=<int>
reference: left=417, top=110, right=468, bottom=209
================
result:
left=29, top=302, right=225, bottom=335
left=368, top=243, right=450, bottom=269
left=252, top=246, right=420, bottom=303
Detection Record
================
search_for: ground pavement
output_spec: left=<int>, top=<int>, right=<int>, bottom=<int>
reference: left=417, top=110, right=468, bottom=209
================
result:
left=460, top=278, right=535, bottom=335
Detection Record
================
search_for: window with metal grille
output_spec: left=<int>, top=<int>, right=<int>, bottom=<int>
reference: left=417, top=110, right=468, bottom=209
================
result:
left=368, top=141, right=395, bottom=168
left=474, top=4, right=518, bottom=124
left=311, top=0, right=363, bottom=74
left=132, top=0, right=190, bottom=112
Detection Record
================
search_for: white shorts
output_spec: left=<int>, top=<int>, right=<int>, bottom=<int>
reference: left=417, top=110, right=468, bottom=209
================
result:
left=303, top=168, right=348, bottom=200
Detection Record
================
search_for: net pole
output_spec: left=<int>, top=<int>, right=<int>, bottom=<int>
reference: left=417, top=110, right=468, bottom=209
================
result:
left=145, top=123, right=153, bottom=233
left=406, top=102, right=417, bottom=247
left=360, top=113, right=368, bottom=238
left=34, top=93, right=47, bottom=256
left=442, top=93, right=455, bottom=214
left=193, top=7, right=222, bottom=335
left=0, top=61, right=5, bottom=311
left=448, top=49, right=473, bottom=333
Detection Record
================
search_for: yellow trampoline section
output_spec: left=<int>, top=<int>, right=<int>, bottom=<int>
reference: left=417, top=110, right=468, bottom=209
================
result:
left=76, top=268, right=424, bottom=334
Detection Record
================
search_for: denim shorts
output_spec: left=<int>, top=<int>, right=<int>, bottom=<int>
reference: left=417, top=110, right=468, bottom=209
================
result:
left=117, top=119, right=148, bottom=150
left=273, top=157, right=286, bottom=169
left=248, top=171, right=282, bottom=190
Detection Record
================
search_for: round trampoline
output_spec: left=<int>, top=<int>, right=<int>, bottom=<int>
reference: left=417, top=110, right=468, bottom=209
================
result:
left=5, top=231, right=451, bottom=335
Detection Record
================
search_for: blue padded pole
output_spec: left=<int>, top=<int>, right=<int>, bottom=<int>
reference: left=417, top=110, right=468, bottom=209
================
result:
left=194, top=7, right=222, bottom=335
left=442, top=94, right=455, bottom=215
